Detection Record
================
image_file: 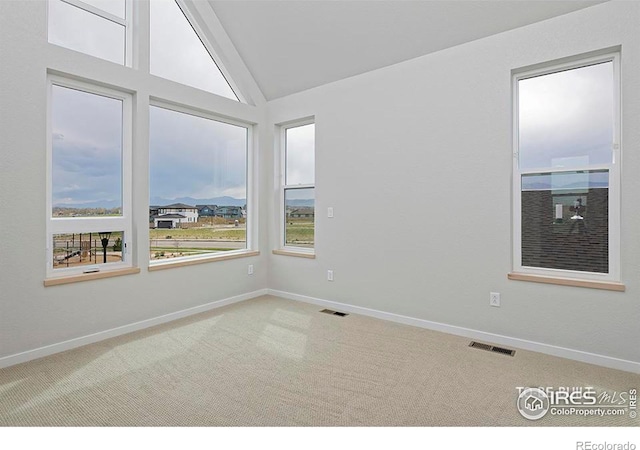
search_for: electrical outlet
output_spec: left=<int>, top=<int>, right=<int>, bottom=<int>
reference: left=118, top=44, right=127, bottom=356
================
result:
left=327, top=270, right=334, bottom=281
left=248, top=264, right=254, bottom=275
left=328, top=207, right=334, bottom=218
left=490, top=292, right=500, bottom=307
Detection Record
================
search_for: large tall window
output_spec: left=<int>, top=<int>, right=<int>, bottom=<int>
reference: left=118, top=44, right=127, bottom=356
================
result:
left=43, top=0, right=253, bottom=282
left=281, top=122, right=315, bottom=251
left=512, top=53, right=620, bottom=283
left=47, top=76, right=132, bottom=277
left=149, top=104, right=249, bottom=264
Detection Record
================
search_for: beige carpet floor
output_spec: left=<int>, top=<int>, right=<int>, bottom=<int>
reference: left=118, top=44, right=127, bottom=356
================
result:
left=0, top=295, right=638, bottom=426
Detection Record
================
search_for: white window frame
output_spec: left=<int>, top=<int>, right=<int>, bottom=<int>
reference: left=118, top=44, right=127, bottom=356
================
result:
left=512, top=51, right=621, bottom=282
left=148, top=99, right=254, bottom=267
left=46, top=75, right=133, bottom=278
left=279, top=119, right=316, bottom=254
left=49, top=0, right=134, bottom=66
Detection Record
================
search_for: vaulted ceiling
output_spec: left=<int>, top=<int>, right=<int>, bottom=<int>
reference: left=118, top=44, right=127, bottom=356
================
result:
left=208, top=0, right=606, bottom=100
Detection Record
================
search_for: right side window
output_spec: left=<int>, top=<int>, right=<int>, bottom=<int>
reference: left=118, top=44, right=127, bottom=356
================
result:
left=283, top=122, right=315, bottom=251
left=513, top=53, right=620, bottom=282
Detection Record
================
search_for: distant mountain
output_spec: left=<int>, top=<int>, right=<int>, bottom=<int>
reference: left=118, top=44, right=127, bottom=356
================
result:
left=55, top=196, right=247, bottom=210
left=54, top=200, right=121, bottom=209
left=150, top=196, right=246, bottom=207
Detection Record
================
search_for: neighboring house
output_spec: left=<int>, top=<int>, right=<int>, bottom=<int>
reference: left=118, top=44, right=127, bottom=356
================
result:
left=153, top=213, right=186, bottom=229
left=196, top=205, right=217, bottom=217
left=287, top=207, right=314, bottom=219
left=216, top=205, right=243, bottom=219
left=151, top=203, right=198, bottom=228
left=149, top=206, right=160, bottom=223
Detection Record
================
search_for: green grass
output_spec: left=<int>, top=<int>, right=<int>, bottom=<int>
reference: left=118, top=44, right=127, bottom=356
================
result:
left=150, top=247, right=235, bottom=252
left=285, top=220, right=314, bottom=245
left=149, top=228, right=246, bottom=240
left=149, top=247, right=236, bottom=260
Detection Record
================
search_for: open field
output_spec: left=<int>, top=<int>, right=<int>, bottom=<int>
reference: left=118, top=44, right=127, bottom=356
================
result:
left=149, top=227, right=246, bottom=240
left=149, top=224, right=246, bottom=260
left=151, top=246, right=235, bottom=252
left=151, top=218, right=314, bottom=244
left=285, top=219, right=314, bottom=246
left=52, top=219, right=315, bottom=263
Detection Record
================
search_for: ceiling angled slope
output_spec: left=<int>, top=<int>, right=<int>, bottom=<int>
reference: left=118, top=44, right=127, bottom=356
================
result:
left=209, top=0, right=606, bottom=101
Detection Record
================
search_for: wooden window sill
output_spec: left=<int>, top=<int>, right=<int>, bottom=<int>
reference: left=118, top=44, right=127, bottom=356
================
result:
left=44, top=267, right=140, bottom=287
left=272, top=249, right=316, bottom=259
left=507, top=273, right=625, bottom=292
left=149, top=250, right=260, bottom=271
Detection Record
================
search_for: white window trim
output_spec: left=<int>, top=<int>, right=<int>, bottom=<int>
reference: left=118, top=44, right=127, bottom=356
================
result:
left=278, top=118, right=316, bottom=255
left=61, top=0, right=127, bottom=25
left=148, top=99, right=255, bottom=268
left=46, top=75, right=133, bottom=279
left=52, top=0, right=134, bottom=67
left=511, top=51, right=621, bottom=283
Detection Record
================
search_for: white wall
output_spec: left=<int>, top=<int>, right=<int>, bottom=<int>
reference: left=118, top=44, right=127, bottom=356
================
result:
left=1, top=1, right=638, bottom=371
left=0, top=1, right=269, bottom=362
left=267, top=1, right=640, bottom=367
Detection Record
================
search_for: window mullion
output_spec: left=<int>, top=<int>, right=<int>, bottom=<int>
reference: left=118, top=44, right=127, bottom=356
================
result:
left=284, top=184, right=315, bottom=190
left=50, top=218, right=129, bottom=235
left=60, top=0, right=127, bottom=26
left=518, top=165, right=613, bottom=176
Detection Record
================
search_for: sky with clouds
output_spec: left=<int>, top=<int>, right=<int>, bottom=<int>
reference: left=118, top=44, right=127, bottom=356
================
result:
left=48, top=0, right=125, bottom=65
left=50, top=0, right=245, bottom=209
left=284, top=123, right=315, bottom=203
left=50, top=1, right=611, bottom=206
left=150, top=0, right=237, bottom=100
left=49, top=0, right=236, bottom=99
left=52, top=85, right=123, bottom=209
left=518, top=61, right=614, bottom=172
left=51, top=91, right=249, bottom=208
left=149, top=105, right=247, bottom=202
left=286, top=123, right=315, bottom=186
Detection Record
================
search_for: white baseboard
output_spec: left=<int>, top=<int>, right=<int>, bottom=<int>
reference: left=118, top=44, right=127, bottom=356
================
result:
left=0, top=289, right=269, bottom=370
left=268, top=289, right=640, bottom=374
left=4, top=287, right=638, bottom=374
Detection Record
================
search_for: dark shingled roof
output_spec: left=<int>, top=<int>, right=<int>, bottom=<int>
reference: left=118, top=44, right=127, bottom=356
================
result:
left=161, top=203, right=196, bottom=209
left=155, top=214, right=186, bottom=219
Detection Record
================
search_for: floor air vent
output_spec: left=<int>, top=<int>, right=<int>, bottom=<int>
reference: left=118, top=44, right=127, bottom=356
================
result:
left=469, top=341, right=515, bottom=357
left=320, top=309, right=349, bottom=317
